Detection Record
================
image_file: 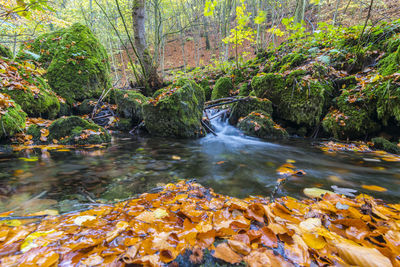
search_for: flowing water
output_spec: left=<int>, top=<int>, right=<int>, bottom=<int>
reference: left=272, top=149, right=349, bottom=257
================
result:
left=1, top=112, right=400, bottom=215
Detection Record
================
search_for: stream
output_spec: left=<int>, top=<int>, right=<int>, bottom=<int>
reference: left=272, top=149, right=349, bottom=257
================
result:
left=1, top=112, right=399, bottom=215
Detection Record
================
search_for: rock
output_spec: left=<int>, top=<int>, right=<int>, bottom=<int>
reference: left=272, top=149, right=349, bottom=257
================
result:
left=379, top=42, right=400, bottom=76
left=238, top=83, right=251, bottom=96
left=0, top=94, right=27, bottom=139
left=77, top=99, right=97, bottom=115
left=0, top=44, right=12, bottom=59
left=211, top=77, right=233, bottom=100
left=371, top=137, right=400, bottom=154
left=143, top=79, right=205, bottom=138
left=28, top=116, right=111, bottom=145
left=198, top=79, right=212, bottom=101
left=322, top=85, right=380, bottom=139
left=19, top=23, right=111, bottom=104
left=0, top=58, right=60, bottom=119
left=237, top=111, right=288, bottom=139
left=252, top=70, right=333, bottom=127
left=229, top=96, right=273, bottom=125
left=114, top=89, right=147, bottom=127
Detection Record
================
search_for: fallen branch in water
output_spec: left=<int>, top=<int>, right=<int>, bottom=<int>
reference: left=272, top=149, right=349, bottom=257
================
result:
left=205, top=97, right=238, bottom=106
left=201, top=120, right=217, bottom=136
left=204, top=96, right=250, bottom=109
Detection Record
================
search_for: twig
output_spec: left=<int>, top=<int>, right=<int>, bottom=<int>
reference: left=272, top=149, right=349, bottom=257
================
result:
left=0, top=215, right=48, bottom=221
left=204, top=97, right=250, bottom=109
left=205, top=97, right=238, bottom=106
left=129, top=121, right=145, bottom=135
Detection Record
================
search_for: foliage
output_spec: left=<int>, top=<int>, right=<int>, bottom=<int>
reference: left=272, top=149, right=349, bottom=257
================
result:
left=1, top=181, right=399, bottom=266
left=0, top=93, right=26, bottom=139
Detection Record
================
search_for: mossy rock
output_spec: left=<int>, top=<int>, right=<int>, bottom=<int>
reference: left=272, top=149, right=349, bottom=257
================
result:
left=114, top=89, right=147, bottom=126
left=20, top=23, right=111, bottom=104
left=379, top=44, right=400, bottom=76
left=0, top=101, right=26, bottom=139
left=369, top=80, right=400, bottom=125
left=47, top=116, right=110, bottom=145
left=371, top=137, right=400, bottom=154
left=199, top=79, right=212, bottom=101
left=0, top=58, right=60, bottom=118
left=252, top=72, right=333, bottom=127
left=143, top=79, right=205, bottom=138
left=0, top=44, right=12, bottom=59
left=77, top=99, right=97, bottom=115
left=272, top=52, right=307, bottom=72
left=229, top=96, right=273, bottom=125
left=232, top=68, right=245, bottom=83
left=238, top=83, right=251, bottom=96
left=237, top=111, right=288, bottom=139
left=211, top=77, right=233, bottom=100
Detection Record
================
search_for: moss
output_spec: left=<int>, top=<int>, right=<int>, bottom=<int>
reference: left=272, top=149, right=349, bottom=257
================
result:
left=199, top=79, right=212, bottom=101
left=252, top=72, right=333, bottom=127
left=211, top=77, right=233, bottom=100
left=229, top=96, right=273, bottom=125
left=111, top=118, right=133, bottom=131
left=369, top=80, right=400, bottom=125
left=20, top=23, right=111, bottom=104
left=238, top=83, right=250, bottom=96
left=237, top=111, right=288, bottom=139
left=272, top=52, right=307, bottom=72
left=26, top=124, right=41, bottom=140
left=143, top=79, right=205, bottom=138
left=322, top=88, right=380, bottom=139
left=371, top=137, right=400, bottom=154
left=232, top=68, right=245, bottom=83
left=114, top=89, right=147, bottom=126
left=77, top=99, right=97, bottom=115
left=251, top=73, right=285, bottom=101
left=47, top=116, right=110, bottom=145
left=0, top=102, right=26, bottom=139
left=0, top=44, right=12, bottom=59
left=379, top=45, right=400, bottom=76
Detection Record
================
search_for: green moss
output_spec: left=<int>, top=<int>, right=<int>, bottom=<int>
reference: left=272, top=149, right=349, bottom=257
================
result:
left=322, top=88, right=380, bottom=139
left=20, top=23, right=111, bottom=104
left=199, top=79, right=212, bottom=101
left=251, top=73, right=285, bottom=101
left=26, top=124, right=41, bottom=141
left=77, top=99, right=97, bottom=115
left=114, top=89, right=147, bottom=126
left=143, top=79, right=205, bottom=138
left=229, top=96, right=273, bottom=125
left=238, top=83, right=250, bottom=96
left=0, top=102, right=26, bottom=139
left=369, top=80, right=400, bottom=125
left=237, top=111, right=288, bottom=139
left=272, top=53, right=307, bottom=72
left=47, top=116, right=110, bottom=145
left=232, top=68, right=245, bottom=83
left=0, top=44, right=12, bottom=59
left=211, top=77, right=233, bottom=100
left=379, top=45, right=400, bottom=76
left=252, top=72, right=333, bottom=127
left=371, top=137, right=400, bottom=154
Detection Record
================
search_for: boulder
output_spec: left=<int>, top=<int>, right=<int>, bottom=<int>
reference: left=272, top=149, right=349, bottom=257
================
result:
left=211, top=77, right=233, bottom=100
left=371, top=137, right=400, bottom=154
left=143, top=79, right=205, bottom=138
left=0, top=57, right=60, bottom=118
left=28, top=116, right=111, bottom=145
left=114, top=89, right=147, bottom=127
left=252, top=71, right=333, bottom=127
left=19, top=23, right=111, bottom=104
left=229, top=96, right=273, bottom=125
left=237, top=111, right=288, bottom=139
left=0, top=94, right=26, bottom=139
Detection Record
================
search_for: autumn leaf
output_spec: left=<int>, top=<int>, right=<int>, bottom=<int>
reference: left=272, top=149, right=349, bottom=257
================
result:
left=361, top=185, right=387, bottom=192
left=213, top=243, right=242, bottom=264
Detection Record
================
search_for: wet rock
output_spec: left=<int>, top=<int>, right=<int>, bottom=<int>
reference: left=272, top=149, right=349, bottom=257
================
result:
left=229, top=96, right=273, bottom=125
left=143, top=79, right=205, bottom=138
left=371, top=137, right=400, bottom=154
left=237, top=111, right=288, bottom=139
left=114, top=89, right=147, bottom=127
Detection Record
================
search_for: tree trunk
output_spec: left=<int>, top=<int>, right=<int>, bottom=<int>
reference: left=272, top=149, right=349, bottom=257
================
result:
left=132, top=0, right=162, bottom=95
left=294, top=0, right=306, bottom=24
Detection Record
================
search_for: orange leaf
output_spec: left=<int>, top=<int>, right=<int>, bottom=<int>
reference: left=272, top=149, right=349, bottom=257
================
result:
left=361, top=185, right=387, bottom=192
left=213, top=243, right=242, bottom=264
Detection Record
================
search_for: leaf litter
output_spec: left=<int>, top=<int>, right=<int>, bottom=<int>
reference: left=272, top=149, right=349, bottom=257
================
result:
left=0, top=181, right=398, bottom=266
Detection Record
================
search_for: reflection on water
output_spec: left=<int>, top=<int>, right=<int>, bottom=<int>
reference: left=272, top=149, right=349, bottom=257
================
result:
left=0, top=115, right=399, bottom=214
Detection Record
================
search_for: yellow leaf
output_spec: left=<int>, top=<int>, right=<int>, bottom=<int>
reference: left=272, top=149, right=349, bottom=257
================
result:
left=361, top=185, right=387, bottom=192
left=154, top=208, right=168, bottom=219
left=303, top=188, right=334, bottom=198
left=21, top=230, right=56, bottom=253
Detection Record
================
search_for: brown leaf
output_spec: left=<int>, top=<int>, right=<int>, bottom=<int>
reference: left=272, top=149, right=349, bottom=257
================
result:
left=213, top=243, right=242, bottom=264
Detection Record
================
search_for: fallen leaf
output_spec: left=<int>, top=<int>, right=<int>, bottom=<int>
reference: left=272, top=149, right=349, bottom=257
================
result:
left=213, top=243, right=242, bottom=264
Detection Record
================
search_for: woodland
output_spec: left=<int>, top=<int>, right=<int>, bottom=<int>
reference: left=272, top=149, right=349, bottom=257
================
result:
left=0, top=0, right=400, bottom=266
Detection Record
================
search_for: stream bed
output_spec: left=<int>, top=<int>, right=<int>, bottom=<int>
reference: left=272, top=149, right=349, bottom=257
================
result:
left=1, top=118, right=399, bottom=215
